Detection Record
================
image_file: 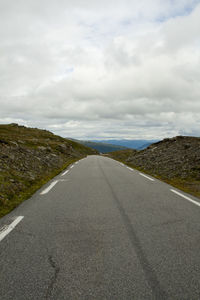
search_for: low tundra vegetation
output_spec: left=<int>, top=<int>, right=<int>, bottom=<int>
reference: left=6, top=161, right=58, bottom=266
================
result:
left=0, top=123, right=97, bottom=217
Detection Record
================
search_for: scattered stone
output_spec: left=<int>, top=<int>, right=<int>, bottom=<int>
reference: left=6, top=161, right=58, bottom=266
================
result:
left=10, top=141, right=18, bottom=146
left=0, top=123, right=97, bottom=217
left=37, top=146, right=47, bottom=151
left=125, top=136, right=200, bottom=181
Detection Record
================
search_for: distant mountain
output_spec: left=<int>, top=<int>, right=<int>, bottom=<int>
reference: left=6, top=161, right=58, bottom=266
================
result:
left=92, top=139, right=159, bottom=150
left=74, top=140, right=127, bottom=153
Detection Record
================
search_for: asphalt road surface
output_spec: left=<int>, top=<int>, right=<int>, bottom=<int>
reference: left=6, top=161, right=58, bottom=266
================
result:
left=0, top=155, right=200, bottom=299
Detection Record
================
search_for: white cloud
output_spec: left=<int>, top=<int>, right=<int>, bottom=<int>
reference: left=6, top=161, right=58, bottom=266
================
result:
left=0, top=0, right=200, bottom=139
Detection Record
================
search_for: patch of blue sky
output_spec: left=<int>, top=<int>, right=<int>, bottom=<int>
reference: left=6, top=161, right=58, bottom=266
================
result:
left=65, top=67, right=74, bottom=74
left=182, top=0, right=200, bottom=15
left=156, top=0, right=200, bottom=23
left=53, top=68, right=74, bottom=82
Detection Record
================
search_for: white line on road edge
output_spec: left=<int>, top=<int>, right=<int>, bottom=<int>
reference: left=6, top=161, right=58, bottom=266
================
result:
left=75, top=162, right=78, bottom=164
left=139, top=173, right=155, bottom=181
left=120, top=163, right=124, bottom=166
left=40, top=180, right=59, bottom=195
left=127, top=167, right=133, bottom=171
left=70, top=165, right=74, bottom=169
left=170, top=189, right=200, bottom=207
left=61, top=170, right=69, bottom=176
left=0, top=216, right=24, bottom=242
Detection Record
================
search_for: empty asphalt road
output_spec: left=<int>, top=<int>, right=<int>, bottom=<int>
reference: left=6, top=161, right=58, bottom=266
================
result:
left=0, top=155, right=200, bottom=299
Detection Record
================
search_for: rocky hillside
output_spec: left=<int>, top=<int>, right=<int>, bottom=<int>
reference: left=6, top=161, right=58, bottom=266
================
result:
left=0, top=124, right=98, bottom=217
left=108, top=136, right=200, bottom=198
left=105, top=149, right=138, bottom=161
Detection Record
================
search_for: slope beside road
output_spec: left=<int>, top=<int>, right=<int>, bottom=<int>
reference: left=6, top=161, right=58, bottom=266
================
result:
left=108, top=136, right=200, bottom=199
left=0, top=155, right=200, bottom=299
left=0, top=123, right=97, bottom=217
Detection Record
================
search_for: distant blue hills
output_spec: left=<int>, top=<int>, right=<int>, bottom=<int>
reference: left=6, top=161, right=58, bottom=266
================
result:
left=75, top=139, right=159, bottom=153
left=92, top=139, right=159, bottom=150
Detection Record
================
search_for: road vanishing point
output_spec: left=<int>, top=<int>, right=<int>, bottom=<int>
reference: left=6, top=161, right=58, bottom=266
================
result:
left=0, top=155, right=200, bottom=299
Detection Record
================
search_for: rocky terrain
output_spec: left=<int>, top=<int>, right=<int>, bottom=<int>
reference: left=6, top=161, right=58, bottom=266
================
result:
left=108, top=136, right=200, bottom=198
left=0, top=124, right=97, bottom=217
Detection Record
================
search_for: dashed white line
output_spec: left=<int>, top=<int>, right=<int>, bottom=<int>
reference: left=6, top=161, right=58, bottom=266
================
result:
left=0, top=216, right=24, bottom=242
left=120, top=163, right=124, bottom=166
left=170, top=189, right=200, bottom=207
left=70, top=165, right=74, bottom=169
left=61, top=170, right=69, bottom=176
left=139, top=173, right=155, bottom=181
left=40, top=180, right=59, bottom=195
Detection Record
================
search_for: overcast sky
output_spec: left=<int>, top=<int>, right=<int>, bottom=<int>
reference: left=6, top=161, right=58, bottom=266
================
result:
left=0, top=0, right=200, bottom=140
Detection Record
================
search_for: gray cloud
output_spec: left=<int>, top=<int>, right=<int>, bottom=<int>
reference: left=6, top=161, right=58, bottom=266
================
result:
left=0, top=0, right=200, bottom=139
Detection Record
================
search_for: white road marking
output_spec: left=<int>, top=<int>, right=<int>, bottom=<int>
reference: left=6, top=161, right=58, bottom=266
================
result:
left=61, top=170, right=69, bottom=176
left=170, top=189, right=200, bottom=207
left=75, top=162, right=78, bottom=164
left=139, top=173, right=155, bottom=181
left=120, top=163, right=124, bottom=166
left=127, top=167, right=133, bottom=171
left=70, top=165, right=74, bottom=169
left=40, top=180, right=59, bottom=195
left=0, top=216, right=24, bottom=242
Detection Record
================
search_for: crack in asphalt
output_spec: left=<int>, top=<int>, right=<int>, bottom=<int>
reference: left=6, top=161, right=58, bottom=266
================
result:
left=99, top=160, right=168, bottom=300
left=45, top=255, right=60, bottom=300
